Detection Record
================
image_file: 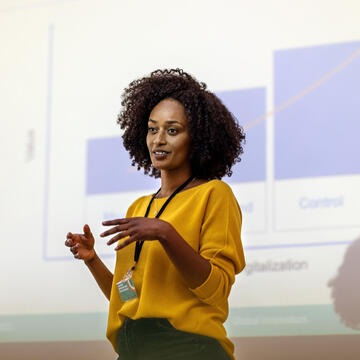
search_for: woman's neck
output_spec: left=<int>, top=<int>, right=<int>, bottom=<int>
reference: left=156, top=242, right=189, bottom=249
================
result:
left=158, top=170, right=193, bottom=198
left=157, top=170, right=209, bottom=198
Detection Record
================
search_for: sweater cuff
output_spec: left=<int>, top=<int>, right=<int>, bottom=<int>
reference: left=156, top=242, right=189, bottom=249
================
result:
left=190, top=263, right=222, bottom=304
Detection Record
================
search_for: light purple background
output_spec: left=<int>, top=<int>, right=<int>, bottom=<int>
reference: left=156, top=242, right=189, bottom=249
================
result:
left=86, top=137, right=159, bottom=195
left=274, top=41, right=360, bottom=180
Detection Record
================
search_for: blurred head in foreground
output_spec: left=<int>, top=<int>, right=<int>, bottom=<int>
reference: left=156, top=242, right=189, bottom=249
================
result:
left=328, top=237, right=360, bottom=330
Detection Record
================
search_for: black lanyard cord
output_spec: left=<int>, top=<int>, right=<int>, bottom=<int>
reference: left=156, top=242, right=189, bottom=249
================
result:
left=133, top=176, right=194, bottom=264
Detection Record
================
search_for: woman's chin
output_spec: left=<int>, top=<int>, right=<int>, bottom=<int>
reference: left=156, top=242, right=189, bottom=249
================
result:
left=151, top=160, right=171, bottom=170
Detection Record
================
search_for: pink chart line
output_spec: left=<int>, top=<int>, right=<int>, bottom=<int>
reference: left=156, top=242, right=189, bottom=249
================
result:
left=243, top=46, right=360, bottom=131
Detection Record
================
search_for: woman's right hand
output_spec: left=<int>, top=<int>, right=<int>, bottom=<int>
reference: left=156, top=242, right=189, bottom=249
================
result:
left=65, top=224, right=96, bottom=263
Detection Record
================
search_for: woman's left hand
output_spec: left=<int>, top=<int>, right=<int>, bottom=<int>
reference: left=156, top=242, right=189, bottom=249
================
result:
left=100, top=217, right=168, bottom=251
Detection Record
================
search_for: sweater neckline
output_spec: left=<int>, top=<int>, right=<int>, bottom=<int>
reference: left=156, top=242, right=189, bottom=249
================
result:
left=152, top=179, right=217, bottom=200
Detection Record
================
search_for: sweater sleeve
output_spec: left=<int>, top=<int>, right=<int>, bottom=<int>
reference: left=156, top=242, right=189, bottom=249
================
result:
left=190, top=182, right=245, bottom=305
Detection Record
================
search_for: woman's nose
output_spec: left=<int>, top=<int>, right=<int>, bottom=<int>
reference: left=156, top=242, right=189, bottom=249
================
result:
left=154, top=130, right=167, bottom=144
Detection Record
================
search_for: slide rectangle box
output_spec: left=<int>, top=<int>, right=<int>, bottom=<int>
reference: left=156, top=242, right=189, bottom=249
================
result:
left=274, top=41, right=360, bottom=180
left=274, top=41, right=360, bottom=230
left=217, top=88, right=267, bottom=233
left=274, top=175, right=360, bottom=231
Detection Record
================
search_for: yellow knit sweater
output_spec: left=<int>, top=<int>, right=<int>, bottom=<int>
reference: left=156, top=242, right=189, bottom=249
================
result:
left=106, top=180, right=245, bottom=359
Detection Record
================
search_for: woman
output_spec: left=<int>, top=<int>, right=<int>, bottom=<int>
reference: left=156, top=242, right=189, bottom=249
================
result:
left=65, top=69, right=246, bottom=360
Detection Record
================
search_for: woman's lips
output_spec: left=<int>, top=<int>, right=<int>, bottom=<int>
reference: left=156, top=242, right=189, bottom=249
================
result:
left=153, top=151, right=170, bottom=160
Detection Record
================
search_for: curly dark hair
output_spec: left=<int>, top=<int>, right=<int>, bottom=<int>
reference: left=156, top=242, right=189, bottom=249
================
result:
left=117, top=68, right=245, bottom=180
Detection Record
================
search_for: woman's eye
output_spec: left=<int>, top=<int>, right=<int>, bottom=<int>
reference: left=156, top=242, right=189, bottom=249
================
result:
left=168, top=128, right=178, bottom=134
left=148, top=127, right=157, bottom=133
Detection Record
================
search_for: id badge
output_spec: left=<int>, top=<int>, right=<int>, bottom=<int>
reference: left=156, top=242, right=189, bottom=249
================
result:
left=116, top=269, right=138, bottom=302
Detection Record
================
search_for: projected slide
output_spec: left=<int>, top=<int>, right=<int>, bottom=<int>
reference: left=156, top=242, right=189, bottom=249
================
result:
left=35, top=20, right=360, bottom=345
left=3, top=4, right=360, bottom=359
left=274, top=41, right=360, bottom=231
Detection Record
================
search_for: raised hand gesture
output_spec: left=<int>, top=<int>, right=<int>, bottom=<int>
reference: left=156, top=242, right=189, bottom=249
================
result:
left=100, top=217, right=167, bottom=250
left=65, top=224, right=95, bottom=262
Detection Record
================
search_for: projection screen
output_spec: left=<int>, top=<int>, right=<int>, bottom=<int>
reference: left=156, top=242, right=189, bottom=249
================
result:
left=1, top=0, right=359, bottom=359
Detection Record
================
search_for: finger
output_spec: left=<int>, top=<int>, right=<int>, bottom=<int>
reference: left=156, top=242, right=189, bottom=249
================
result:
left=114, top=236, right=137, bottom=251
left=100, top=224, right=129, bottom=238
left=79, top=234, right=91, bottom=244
left=83, top=224, right=93, bottom=238
left=71, top=233, right=89, bottom=245
left=65, top=238, right=73, bottom=247
left=70, top=245, right=78, bottom=254
left=106, top=231, right=132, bottom=246
left=102, top=218, right=129, bottom=226
left=68, top=232, right=78, bottom=241
left=68, top=233, right=82, bottom=243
